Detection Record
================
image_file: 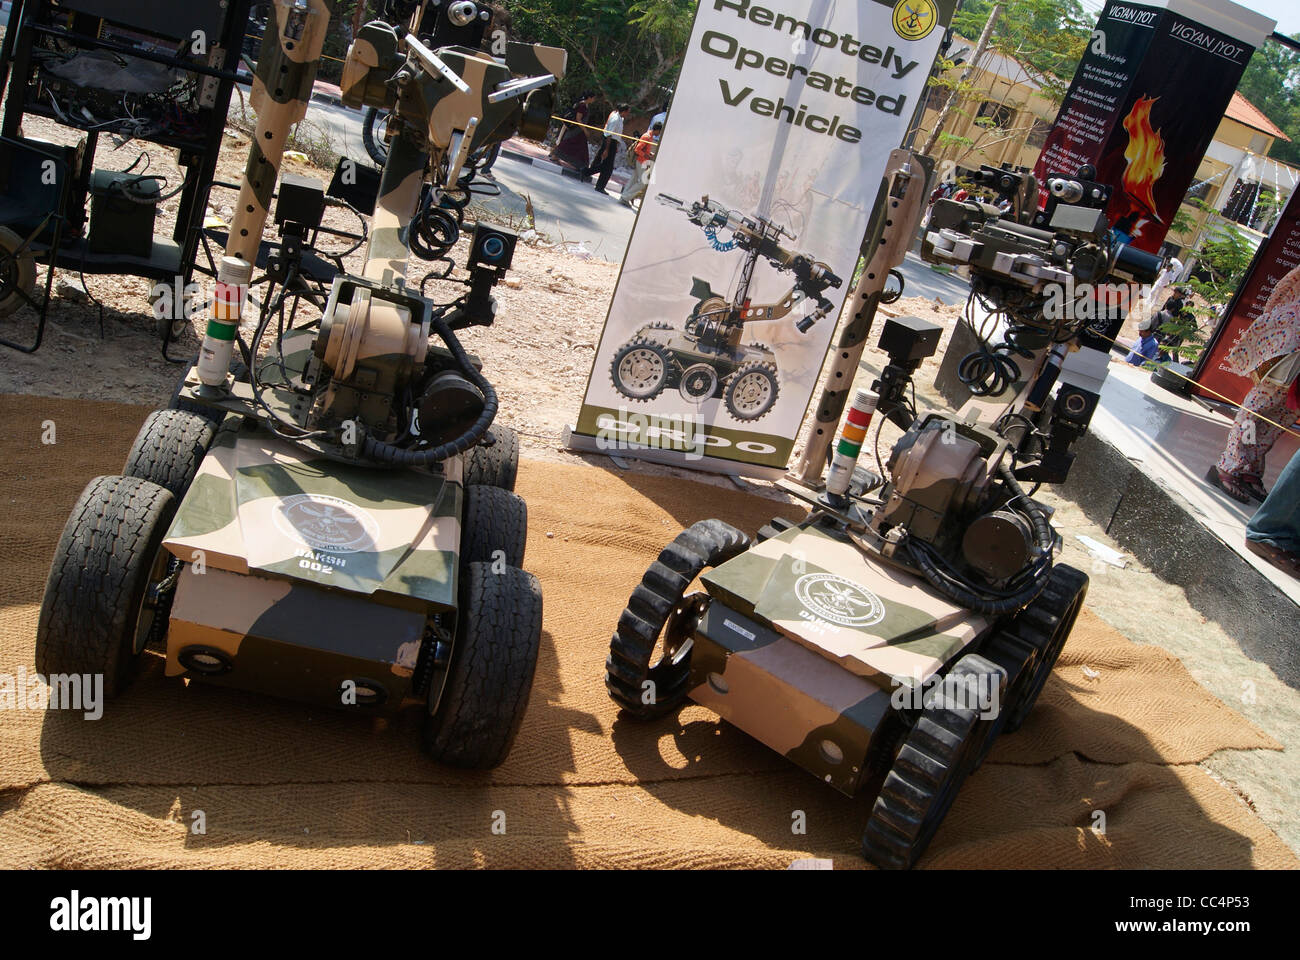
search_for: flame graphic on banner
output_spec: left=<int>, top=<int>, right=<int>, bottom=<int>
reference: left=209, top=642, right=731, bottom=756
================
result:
left=1121, top=96, right=1166, bottom=225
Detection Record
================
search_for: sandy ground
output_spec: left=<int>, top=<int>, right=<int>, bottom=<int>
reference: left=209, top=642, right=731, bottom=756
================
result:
left=3, top=117, right=1297, bottom=856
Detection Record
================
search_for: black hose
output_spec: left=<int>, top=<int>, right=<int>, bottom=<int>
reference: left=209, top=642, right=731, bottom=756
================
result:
left=906, top=464, right=1054, bottom=616
left=360, top=315, right=498, bottom=466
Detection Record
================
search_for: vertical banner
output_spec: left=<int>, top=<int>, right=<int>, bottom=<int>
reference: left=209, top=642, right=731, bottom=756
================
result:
left=1193, top=189, right=1300, bottom=406
left=568, top=0, right=954, bottom=478
left=1033, top=0, right=1272, bottom=255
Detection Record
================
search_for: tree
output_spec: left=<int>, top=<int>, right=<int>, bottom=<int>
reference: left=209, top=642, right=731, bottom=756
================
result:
left=917, top=0, right=1089, bottom=168
left=505, top=0, right=696, bottom=111
left=1236, top=33, right=1300, bottom=167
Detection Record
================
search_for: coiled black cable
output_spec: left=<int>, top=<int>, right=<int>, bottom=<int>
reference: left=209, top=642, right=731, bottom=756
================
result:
left=904, top=464, right=1053, bottom=616
left=957, top=345, right=1021, bottom=396
left=361, top=315, right=498, bottom=467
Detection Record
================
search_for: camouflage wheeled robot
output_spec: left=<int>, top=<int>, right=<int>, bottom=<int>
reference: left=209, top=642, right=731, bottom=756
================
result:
left=35, top=0, right=565, bottom=768
left=609, top=195, right=842, bottom=422
left=602, top=152, right=1151, bottom=866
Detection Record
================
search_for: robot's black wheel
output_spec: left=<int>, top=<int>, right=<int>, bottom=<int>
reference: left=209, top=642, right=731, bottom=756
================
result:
left=422, top=562, right=542, bottom=768
left=464, top=425, right=519, bottom=491
left=36, top=475, right=178, bottom=700
left=605, top=519, right=749, bottom=719
left=861, top=653, right=1005, bottom=870
left=723, top=360, right=779, bottom=421
left=122, top=409, right=216, bottom=502
left=610, top=336, right=672, bottom=402
left=985, top=563, right=1088, bottom=736
left=361, top=106, right=390, bottom=167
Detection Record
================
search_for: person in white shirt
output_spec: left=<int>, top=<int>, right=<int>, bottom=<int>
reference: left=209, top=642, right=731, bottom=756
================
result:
left=584, top=103, right=628, bottom=194
left=649, top=101, right=668, bottom=134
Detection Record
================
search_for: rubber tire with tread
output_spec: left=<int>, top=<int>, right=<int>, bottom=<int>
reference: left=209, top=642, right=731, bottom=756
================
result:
left=362, top=106, right=389, bottom=166
left=123, top=409, right=216, bottom=501
left=605, top=519, right=750, bottom=719
left=422, top=562, right=543, bottom=768
left=860, top=652, right=1005, bottom=869
left=0, top=225, right=36, bottom=318
left=463, top=425, right=519, bottom=490
left=461, top=483, right=527, bottom=569
left=36, top=475, right=177, bottom=699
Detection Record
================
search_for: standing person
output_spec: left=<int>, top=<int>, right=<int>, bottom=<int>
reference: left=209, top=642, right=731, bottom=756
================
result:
left=1208, top=265, right=1300, bottom=503
left=619, top=122, right=660, bottom=207
left=1154, top=287, right=1194, bottom=363
left=649, top=101, right=668, bottom=134
left=1245, top=449, right=1300, bottom=578
left=1126, top=314, right=1161, bottom=366
left=584, top=103, right=626, bottom=195
left=550, top=91, right=595, bottom=171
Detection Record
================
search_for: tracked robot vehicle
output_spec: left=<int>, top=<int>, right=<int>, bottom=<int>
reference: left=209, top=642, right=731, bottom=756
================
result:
left=609, top=194, right=842, bottom=422
left=36, top=0, right=566, bottom=768
left=603, top=152, right=1162, bottom=864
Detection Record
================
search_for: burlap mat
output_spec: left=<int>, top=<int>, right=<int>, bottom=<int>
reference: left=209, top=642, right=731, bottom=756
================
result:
left=0, top=395, right=1292, bottom=867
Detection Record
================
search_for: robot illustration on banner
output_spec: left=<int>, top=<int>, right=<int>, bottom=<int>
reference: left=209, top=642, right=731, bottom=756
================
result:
left=608, top=193, right=842, bottom=422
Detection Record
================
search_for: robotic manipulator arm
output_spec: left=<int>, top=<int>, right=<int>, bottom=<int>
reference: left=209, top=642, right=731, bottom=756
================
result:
left=657, top=193, right=843, bottom=333
left=787, top=157, right=1162, bottom=618
left=190, top=0, right=566, bottom=469
left=919, top=163, right=1162, bottom=485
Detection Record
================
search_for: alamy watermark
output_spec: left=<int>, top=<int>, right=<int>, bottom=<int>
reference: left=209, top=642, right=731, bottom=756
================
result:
left=0, top=667, right=103, bottom=720
left=890, top=668, right=1001, bottom=720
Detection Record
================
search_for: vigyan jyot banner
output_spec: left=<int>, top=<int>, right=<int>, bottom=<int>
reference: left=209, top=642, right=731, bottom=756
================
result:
left=569, top=0, right=954, bottom=478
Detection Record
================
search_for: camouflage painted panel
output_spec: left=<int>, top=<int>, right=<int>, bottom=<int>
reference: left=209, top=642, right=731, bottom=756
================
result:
left=503, top=41, right=568, bottom=81
left=164, top=428, right=460, bottom=610
left=688, top=602, right=892, bottom=797
left=704, top=524, right=986, bottom=685
left=167, top=564, right=423, bottom=711
left=415, top=50, right=519, bottom=152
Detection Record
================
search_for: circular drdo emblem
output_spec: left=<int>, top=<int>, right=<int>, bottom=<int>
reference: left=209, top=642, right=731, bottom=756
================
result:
left=892, top=0, right=938, bottom=42
left=274, top=494, right=380, bottom=553
left=795, top=573, right=886, bottom=627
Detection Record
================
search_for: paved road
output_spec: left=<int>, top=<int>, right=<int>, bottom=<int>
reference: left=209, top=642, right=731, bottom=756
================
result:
left=304, top=98, right=637, bottom=260
left=301, top=99, right=978, bottom=293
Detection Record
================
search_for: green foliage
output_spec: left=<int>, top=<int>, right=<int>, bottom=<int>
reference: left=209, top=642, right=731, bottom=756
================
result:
left=505, top=0, right=696, bottom=112
left=1236, top=33, right=1300, bottom=167
left=950, top=0, right=1090, bottom=103
left=1169, top=201, right=1260, bottom=362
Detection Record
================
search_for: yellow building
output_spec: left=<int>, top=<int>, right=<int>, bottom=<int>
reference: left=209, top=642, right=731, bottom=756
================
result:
left=911, top=42, right=1298, bottom=263
left=1165, top=92, right=1299, bottom=262
left=908, top=37, right=1060, bottom=178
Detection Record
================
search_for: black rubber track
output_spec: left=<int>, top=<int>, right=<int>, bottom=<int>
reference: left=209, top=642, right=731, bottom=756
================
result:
left=987, top=563, right=1089, bottom=735
left=605, top=519, right=750, bottom=719
left=461, top=484, right=527, bottom=569
left=123, top=409, right=216, bottom=501
left=36, top=475, right=177, bottom=699
left=861, top=652, right=1004, bottom=870
left=463, top=425, right=519, bottom=490
left=422, top=562, right=543, bottom=768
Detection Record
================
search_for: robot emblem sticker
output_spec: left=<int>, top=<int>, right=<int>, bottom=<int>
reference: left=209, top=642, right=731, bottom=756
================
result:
left=795, top=573, right=886, bottom=628
left=893, top=0, right=938, bottom=42
left=274, top=494, right=381, bottom=553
